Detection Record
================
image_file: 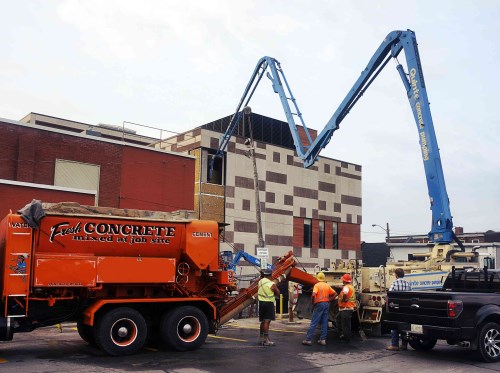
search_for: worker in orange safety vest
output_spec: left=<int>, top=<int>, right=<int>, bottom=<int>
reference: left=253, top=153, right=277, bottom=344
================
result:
left=335, top=273, right=356, bottom=342
left=302, top=272, right=337, bottom=346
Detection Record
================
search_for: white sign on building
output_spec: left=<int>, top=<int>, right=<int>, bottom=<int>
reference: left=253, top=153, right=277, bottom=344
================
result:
left=257, top=247, right=269, bottom=269
left=256, top=247, right=269, bottom=258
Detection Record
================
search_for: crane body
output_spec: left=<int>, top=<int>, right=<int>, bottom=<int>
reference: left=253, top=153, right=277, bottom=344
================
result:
left=211, top=30, right=459, bottom=246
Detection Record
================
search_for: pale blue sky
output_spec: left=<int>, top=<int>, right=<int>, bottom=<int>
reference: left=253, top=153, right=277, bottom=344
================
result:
left=2, top=0, right=499, bottom=242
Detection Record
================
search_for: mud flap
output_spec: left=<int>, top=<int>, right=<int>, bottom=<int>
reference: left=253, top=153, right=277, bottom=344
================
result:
left=295, top=291, right=313, bottom=319
left=295, top=289, right=339, bottom=322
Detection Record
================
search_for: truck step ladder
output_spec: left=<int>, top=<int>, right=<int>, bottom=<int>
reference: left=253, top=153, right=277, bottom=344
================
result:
left=5, top=250, right=30, bottom=317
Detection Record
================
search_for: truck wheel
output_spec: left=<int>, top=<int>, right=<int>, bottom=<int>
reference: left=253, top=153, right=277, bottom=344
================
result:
left=478, top=322, right=500, bottom=363
left=160, top=306, right=208, bottom=351
left=77, top=321, right=96, bottom=346
left=408, top=337, right=437, bottom=351
left=94, top=307, right=148, bottom=356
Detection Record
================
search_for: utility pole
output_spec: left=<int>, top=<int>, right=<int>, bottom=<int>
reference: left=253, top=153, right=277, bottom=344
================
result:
left=244, top=106, right=265, bottom=249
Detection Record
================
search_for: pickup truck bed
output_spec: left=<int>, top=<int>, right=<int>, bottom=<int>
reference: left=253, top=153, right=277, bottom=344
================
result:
left=385, top=269, right=500, bottom=362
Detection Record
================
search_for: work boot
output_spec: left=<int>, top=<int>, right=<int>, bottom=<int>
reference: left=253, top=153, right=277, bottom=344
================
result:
left=386, top=345, right=399, bottom=351
left=317, top=339, right=326, bottom=346
left=262, top=340, right=276, bottom=346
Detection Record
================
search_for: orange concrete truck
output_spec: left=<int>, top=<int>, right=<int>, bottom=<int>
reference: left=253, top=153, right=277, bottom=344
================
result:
left=0, top=201, right=311, bottom=356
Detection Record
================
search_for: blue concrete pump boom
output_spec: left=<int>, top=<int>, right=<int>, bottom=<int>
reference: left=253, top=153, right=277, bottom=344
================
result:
left=223, top=250, right=274, bottom=272
left=211, top=29, right=462, bottom=247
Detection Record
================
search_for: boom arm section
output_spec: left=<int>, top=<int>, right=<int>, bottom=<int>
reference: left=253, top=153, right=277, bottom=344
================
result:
left=209, top=56, right=311, bottom=176
left=227, top=250, right=273, bottom=272
left=212, top=29, right=455, bottom=244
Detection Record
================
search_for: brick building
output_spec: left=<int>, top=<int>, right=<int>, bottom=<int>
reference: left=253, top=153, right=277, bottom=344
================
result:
left=0, top=116, right=195, bottom=216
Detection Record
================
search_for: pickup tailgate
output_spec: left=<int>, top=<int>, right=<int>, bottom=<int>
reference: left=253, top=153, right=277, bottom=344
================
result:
left=387, top=291, right=454, bottom=326
left=386, top=290, right=482, bottom=340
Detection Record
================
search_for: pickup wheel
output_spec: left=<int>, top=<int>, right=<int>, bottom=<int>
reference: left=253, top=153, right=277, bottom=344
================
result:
left=77, top=321, right=96, bottom=346
left=478, top=322, right=500, bottom=363
left=408, top=337, right=437, bottom=351
left=94, top=307, right=148, bottom=356
left=160, top=306, right=208, bottom=351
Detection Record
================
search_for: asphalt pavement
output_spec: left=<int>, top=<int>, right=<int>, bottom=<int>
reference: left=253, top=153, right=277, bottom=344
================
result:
left=1, top=317, right=499, bottom=372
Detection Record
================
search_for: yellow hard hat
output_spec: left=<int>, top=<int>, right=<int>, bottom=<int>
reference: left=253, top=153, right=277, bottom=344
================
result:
left=316, top=272, right=326, bottom=281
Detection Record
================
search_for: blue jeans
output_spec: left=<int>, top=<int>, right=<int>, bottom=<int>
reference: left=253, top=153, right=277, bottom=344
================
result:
left=306, top=302, right=330, bottom=341
left=391, top=329, right=407, bottom=347
left=335, top=309, right=353, bottom=340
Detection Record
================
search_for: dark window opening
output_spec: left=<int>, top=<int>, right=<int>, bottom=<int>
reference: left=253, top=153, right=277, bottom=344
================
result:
left=319, top=220, right=325, bottom=248
left=304, top=218, right=312, bottom=248
left=332, top=222, right=338, bottom=250
left=207, top=150, right=223, bottom=185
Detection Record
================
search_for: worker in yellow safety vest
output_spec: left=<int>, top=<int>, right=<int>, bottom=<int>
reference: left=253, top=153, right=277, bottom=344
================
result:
left=336, top=273, right=356, bottom=343
left=258, top=268, right=280, bottom=346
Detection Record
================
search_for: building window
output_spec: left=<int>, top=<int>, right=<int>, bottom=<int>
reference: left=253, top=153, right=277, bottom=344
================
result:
left=304, top=218, right=312, bottom=248
left=332, top=222, right=338, bottom=250
left=319, top=220, right=325, bottom=248
left=202, top=149, right=223, bottom=185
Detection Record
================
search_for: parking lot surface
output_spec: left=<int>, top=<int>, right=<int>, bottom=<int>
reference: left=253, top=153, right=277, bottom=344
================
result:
left=0, top=317, right=499, bottom=372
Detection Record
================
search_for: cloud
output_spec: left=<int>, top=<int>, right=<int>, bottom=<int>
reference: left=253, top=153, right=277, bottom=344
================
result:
left=56, top=0, right=300, bottom=72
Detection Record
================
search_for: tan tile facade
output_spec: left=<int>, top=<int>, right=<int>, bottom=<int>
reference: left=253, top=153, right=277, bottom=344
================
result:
left=158, top=126, right=362, bottom=274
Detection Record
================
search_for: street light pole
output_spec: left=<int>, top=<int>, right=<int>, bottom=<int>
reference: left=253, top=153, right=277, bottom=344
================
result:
left=372, top=223, right=390, bottom=242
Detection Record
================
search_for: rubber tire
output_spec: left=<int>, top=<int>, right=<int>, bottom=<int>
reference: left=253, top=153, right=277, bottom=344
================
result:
left=77, top=321, right=96, bottom=346
left=478, top=322, right=500, bottom=363
left=408, top=337, right=437, bottom=351
left=93, top=307, right=148, bottom=356
left=160, top=306, right=209, bottom=351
